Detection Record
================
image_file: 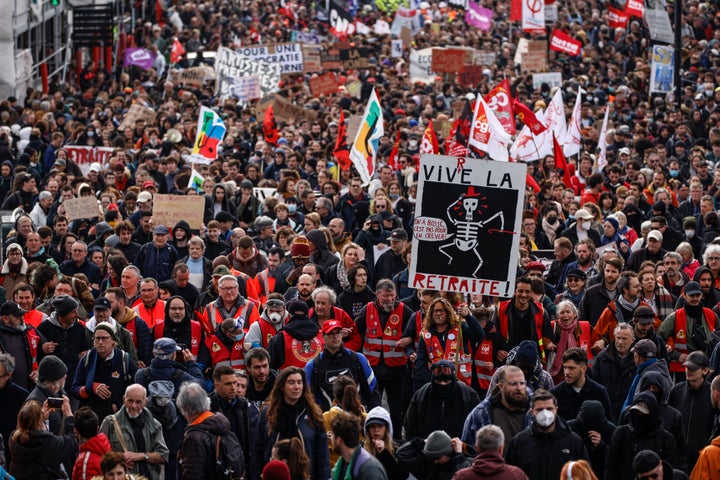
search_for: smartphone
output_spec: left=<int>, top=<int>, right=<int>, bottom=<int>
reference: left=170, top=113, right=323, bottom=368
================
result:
left=47, top=397, right=63, bottom=409
left=177, top=344, right=189, bottom=350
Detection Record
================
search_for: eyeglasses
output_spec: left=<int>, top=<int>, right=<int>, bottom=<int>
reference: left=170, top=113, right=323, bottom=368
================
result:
left=567, top=278, right=582, bottom=283
left=523, top=223, right=535, bottom=228
left=219, top=286, right=238, bottom=291
left=94, top=335, right=112, bottom=342
left=506, top=381, right=527, bottom=388
left=375, top=205, right=387, bottom=210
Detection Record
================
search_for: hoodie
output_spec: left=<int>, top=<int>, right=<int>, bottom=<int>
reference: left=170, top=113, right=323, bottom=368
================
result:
left=36, top=312, right=90, bottom=389
left=690, top=266, right=720, bottom=309
left=267, top=313, right=321, bottom=370
left=568, top=400, right=617, bottom=479
left=158, top=296, right=196, bottom=349
left=454, top=450, right=528, bottom=480
left=171, top=220, right=192, bottom=258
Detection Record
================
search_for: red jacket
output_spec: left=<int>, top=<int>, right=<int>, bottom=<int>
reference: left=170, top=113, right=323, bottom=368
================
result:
left=72, top=433, right=111, bottom=480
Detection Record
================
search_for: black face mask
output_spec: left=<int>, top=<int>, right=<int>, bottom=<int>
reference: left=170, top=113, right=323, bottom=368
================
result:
left=547, top=217, right=558, bottom=225
left=630, top=412, right=655, bottom=434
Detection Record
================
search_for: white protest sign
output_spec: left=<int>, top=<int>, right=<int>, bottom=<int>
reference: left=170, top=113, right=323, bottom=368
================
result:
left=391, top=39, right=403, bottom=58
left=215, top=46, right=280, bottom=99
left=645, top=9, right=674, bottom=44
left=235, top=43, right=304, bottom=74
left=410, top=48, right=434, bottom=84
left=532, top=72, right=563, bottom=89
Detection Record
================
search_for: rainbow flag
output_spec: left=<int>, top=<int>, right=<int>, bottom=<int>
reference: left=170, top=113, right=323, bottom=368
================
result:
left=349, top=88, right=384, bottom=185
left=191, top=106, right=226, bottom=165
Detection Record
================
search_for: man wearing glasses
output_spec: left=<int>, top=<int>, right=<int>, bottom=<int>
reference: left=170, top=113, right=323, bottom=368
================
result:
left=199, top=275, right=259, bottom=333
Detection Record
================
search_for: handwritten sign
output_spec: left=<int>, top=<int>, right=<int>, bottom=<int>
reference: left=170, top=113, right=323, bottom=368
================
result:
left=309, top=72, right=339, bottom=97
left=215, top=46, right=280, bottom=99
left=431, top=48, right=466, bottom=73
left=302, top=44, right=323, bottom=72
left=118, top=104, right=157, bottom=131
left=152, top=194, right=205, bottom=229
left=64, top=196, right=101, bottom=221
left=175, top=66, right=216, bottom=87
left=230, top=75, right=261, bottom=102
left=340, top=48, right=370, bottom=69
left=64, top=146, right=115, bottom=175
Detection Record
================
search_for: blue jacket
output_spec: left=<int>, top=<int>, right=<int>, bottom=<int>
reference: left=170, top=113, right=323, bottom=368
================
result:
left=134, top=242, right=179, bottom=282
left=461, top=385, right=533, bottom=446
left=305, top=347, right=378, bottom=411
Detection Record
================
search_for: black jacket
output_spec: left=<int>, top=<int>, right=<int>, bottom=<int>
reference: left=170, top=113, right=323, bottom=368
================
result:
left=403, top=380, right=480, bottom=441
left=9, top=418, right=77, bottom=480
left=579, top=282, right=616, bottom=327
left=505, top=418, right=590, bottom=480
left=179, top=412, right=244, bottom=480
left=209, top=393, right=251, bottom=476
left=668, top=379, right=713, bottom=471
left=591, top=342, right=636, bottom=419
left=551, top=376, right=615, bottom=423
left=568, top=400, right=617, bottom=480
left=337, top=286, right=376, bottom=319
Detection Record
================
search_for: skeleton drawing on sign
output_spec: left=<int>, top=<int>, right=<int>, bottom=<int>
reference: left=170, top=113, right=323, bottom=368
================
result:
left=439, top=186, right=504, bottom=276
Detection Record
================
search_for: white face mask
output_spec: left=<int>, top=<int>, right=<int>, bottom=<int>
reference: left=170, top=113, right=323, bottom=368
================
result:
left=269, top=312, right=282, bottom=324
left=581, top=221, right=592, bottom=231
left=685, top=229, right=695, bottom=239
left=535, top=408, right=555, bottom=428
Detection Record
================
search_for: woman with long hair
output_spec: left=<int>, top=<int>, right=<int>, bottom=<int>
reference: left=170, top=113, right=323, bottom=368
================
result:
left=548, top=301, right=593, bottom=384
left=100, top=254, right=129, bottom=293
left=9, top=399, right=77, bottom=480
left=327, top=242, right=366, bottom=294
left=363, top=406, right=406, bottom=480
left=322, top=376, right=367, bottom=466
left=271, top=438, right=310, bottom=480
left=254, top=367, right=329, bottom=479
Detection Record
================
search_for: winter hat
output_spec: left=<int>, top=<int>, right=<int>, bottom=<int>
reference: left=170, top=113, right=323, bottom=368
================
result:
left=604, top=216, right=619, bottom=232
left=262, top=460, right=291, bottom=480
left=94, top=323, right=117, bottom=342
left=422, top=430, right=454, bottom=459
left=37, top=355, right=68, bottom=383
left=290, top=236, right=311, bottom=258
left=52, top=295, right=78, bottom=316
left=515, top=340, right=538, bottom=365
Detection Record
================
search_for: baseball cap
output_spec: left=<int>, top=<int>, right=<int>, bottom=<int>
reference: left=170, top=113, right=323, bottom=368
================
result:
left=631, top=338, right=657, bottom=358
left=142, top=180, right=157, bottom=190
left=89, top=162, right=102, bottom=173
left=629, top=401, right=650, bottom=415
left=575, top=209, right=593, bottom=220
left=212, top=265, right=231, bottom=277
left=683, top=351, right=709, bottom=370
left=390, top=228, right=408, bottom=241
left=619, top=147, right=630, bottom=155
left=684, top=281, right=703, bottom=296
left=137, top=191, right=153, bottom=203
left=525, top=261, right=546, bottom=272
left=647, top=230, right=663, bottom=242
left=566, top=268, right=587, bottom=280
left=93, top=297, right=111, bottom=310
left=321, top=319, right=343, bottom=335
left=153, top=337, right=181, bottom=356
left=633, top=306, right=655, bottom=324
left=0, top=302, right=26, bottom=317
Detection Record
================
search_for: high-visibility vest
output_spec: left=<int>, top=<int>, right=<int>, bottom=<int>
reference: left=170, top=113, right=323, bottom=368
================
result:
left=132, top=300, right=166, bottom=328
left=201, top=299, right=258, bottom=334
left=279, top=330, right=323, bottom=369
left=254, top=269, right=276, bottom=304
left=258, top=319, right=280, bottom=349
left=669, top=308, right=715, bottom=372
left=498, top=300, right=546, bottom=362
left=153, top=320, right=203, bottom=357
left=473, top=339, right=494, bottom=391
left=206, top=333, right=245, bottom=371
left=24, top=310, right=45, bottom=328
left=421, top=326, right=472, bottom=386
left=362, top=302, right=407, bottom=367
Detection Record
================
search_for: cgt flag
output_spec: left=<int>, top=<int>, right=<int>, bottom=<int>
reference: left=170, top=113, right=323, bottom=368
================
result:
left=333, top=110, right=351, bottom=170
left=190, top=106, right=226, bottom=165
left=350, top=88, right=384, bottom=184
left=420, top=119, right=440, bottom=155
left=549, top=30, right=583, bottom=56
left=513, top=98, right=546, bottom=135
left=468, top=95, right=511, bottom=162
left=484, top=79, right=516, bottom=136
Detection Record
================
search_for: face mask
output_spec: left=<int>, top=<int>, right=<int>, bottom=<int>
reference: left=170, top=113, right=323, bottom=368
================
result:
left=568, top=215, right=575, bottom=221
left=581, top=221, right=592, bottom=231
left=535, top=408, right=555, bottom=428
left=269, top=312, right=282, bottom=324
left=87, top=131, right=94, bottom=137
left=154, top=397, right=172, bottom=407
left=287, top=204, right=297, bottom=214
left=685, top=229, right=695, bottom=239
left=389, top=193, right=399, bottom=200
left=669, top=169, right=679, bottom=178
left=234, top=334, right=244, bottom=342
left=547, top=216, right=558, bottom=225
left=409, top=140, right=418, bottom=148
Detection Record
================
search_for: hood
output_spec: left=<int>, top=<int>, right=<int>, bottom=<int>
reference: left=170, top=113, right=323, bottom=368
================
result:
left=173, top=220, right=191, bottom=239
left=85, top=316, right=118, bottom=333
left=79, top=432, right=112, bottom=454
left=470, top=450, right=508, bottom=476
left=632, top=390, right=661, bottom=423
left=115, top=306, right=138, bottom=325
left=365, top=406, right=393, bottom=439
left=164, top=295, right=191, bottom=323
left=640, top=370, right=669, bottom=402
left=575, top=400, right=611, bottom=431
left=694, top=265, right=713, bottom=283
left=1, top=257, right=28, bottom=275
left=283, top=316, right=320, bottom=339
left=94, top=221, right=113, bottom=239
left=306, top=229, right=327, bottom=250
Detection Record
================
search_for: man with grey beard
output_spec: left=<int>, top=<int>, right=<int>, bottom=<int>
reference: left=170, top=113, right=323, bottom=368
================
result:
left=355, top=279, right=413, bottom=440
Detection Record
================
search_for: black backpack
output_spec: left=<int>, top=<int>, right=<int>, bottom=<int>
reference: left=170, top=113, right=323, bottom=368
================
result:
left=184, top=426, right=245, bottom=480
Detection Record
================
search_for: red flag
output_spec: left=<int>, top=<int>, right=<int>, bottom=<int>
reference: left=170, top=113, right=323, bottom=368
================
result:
left=607, top=6, right=629, bottom=28
left=484, top=79, right=516, bottom=135
left=513, top=97, right=547, bottom=135
left=553, top=133, right=573, bottom=189
left=170, top=38, right=185, bottom=64
left=333, top=110, right=351, bottom=170
left=263, top=105, right=279, bottom=146
left=510, top=0, right=522, bottom=21
left=388, top=130, right=401, bottom=170
left=549, top=29, right=583, bottom=56
left=420, top=119, right=439, bottom=155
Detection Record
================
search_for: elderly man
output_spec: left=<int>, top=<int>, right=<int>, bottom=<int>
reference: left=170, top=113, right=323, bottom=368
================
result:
left=59, top=241, right=102, bottom=290
left=134, top=225, right=179, bottom=282
left=199, top=274, right=260, bottom=334
left=100, top=384, right=169, bottom=480
left=176, top=382, right=244, bottom=480
left=72, top=323, right=138, bottom=420
left=454, top=425, right=528, bottom=480
left=309, top=286, right=361, bottom=351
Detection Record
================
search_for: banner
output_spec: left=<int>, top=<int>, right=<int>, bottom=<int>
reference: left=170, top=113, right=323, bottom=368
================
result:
left=329, top=0, right=357, bottom=37
left=215, top=46, right=280, bottom=99
left=431, top=48, right=466, bottom=74
left=626, top=0, right=644, bottom=17
left=532, top=72, right=563, bottom=89
left=123, top=48, right=155, bottom=70
left=391, top=7, right=422, bottom=36
left=549, top=30, right=582, bottom=56
left=153, top=194, right=205, bottom=229
left=465, top=1, right=493, bottom=30
left=340, top=47, right=370, bottom=69
left=64, top=146, right=115, bottom=175
left=410, top=48, right=434, bottom=84
left=650, top=45, right=674, bottom=93
left=608, top=7, right=629, bottom=28
left=409, top=154, right=526, bottom=297
left=230, top=76, right=261, bottom=102
left=522, top=0, right=545, bottom=33
left=483, top=79, right=515, bottom=136
left=645, top=9, right=674, bottom=44
left=350, top=88, right=384, bottom=185
left=468, top=95, right=511, bottom=162
left=234, top=43, right=304, bottom=74
left=190, top=106, right=226, bottom=165
left=309, top=72, right=339, bottom=97
left=293, top=31, right=324, bottom=44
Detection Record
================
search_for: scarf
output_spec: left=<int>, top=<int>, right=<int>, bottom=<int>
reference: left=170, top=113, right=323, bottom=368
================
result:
left=275, top=399, right=306, bottom=440
left=332, top=446, right=363, bottom=480
left=541, top=217, right=559, bottom=244
left=551, top=319, right=579, bottom=377
left=336, top=261, right=350, bottom=290
left=616, top=295, right=639, bottom=313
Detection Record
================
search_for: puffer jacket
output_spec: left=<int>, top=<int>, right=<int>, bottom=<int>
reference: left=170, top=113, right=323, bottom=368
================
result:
left=72, top=433, right=111, bottom=480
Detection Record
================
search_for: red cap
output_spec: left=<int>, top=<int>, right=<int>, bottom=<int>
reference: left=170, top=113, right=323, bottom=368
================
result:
left=142, top=180, right=156, bottom=190
left=321, top=320, right=343, bottom=335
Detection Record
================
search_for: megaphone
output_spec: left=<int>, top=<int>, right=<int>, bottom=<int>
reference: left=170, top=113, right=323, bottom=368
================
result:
left=165, top=129, right=182, bottom=143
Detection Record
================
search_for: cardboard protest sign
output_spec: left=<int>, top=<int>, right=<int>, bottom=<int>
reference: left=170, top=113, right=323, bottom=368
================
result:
left=152, top=194, right=205, bottom=229
left=521, top=40, right=548, bottom=72
left=458, top=65, right=485, bottom=88
left=302, top=45, right=323, bottom=72
left=340, top=48, right=370, bottom=69
left=409, top=154, right=526, bottom=297
left=64, top=197, right=101, bottom=221
left=431, top=48, right=466, bottom=74
left=321, top=47, right=343, bottom=70
left=256, top=94, right=319, bottom=122
left=175, top=66, right=216, bottom=87
left=118, top=104, right=156, bottom=131
left=230, top=76, right=261, bottom=102
left=410, top=48, right=434, bottom=84
left=645, top=9, right=674, bottom=44
left=215, top=46, right=280, bottom=99
left=309, top=72, right=339, bottom=97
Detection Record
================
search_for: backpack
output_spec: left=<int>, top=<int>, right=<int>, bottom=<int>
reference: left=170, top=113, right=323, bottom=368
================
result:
left=184, top=426, right=245, bottom=480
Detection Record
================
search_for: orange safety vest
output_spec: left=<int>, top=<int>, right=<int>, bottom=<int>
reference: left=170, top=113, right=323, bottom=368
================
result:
left=132, top=299, right=166, bottom=328
left=279, top=330, right=323, bottom=369
left=362, top=303, right=407, bottom=367
left=258, top=319, right=280, bottom=349
left=473, top=339, right=494, bottom=391
left=201, top=300, right=258, bottom=334
left=669, top=308, right=715, bottom=372
left=255, top=269, right=276, bottom=304
left=153, top=320, right=203, bottom=357
left=24, top=310, right=45, bottom=328
left=551, top=320, right=594, bottom=365
left=498, top=300, right=546, bottom=362
left=26, top=328, right=40, bottom=371
left=206, top=333, right=246, bottom=371
left=421, top=326, right=472, bottom=386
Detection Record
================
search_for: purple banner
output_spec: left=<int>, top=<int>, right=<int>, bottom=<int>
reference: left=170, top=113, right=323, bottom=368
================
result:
left=123, top=48, right=156, bottom=70
left=465, top=2, right=493, bottom=31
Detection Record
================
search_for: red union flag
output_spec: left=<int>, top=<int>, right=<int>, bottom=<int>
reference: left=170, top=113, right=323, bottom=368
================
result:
left=608, top=7, right=629, bottom=28
left=625, top=0, right=644, bottom=18
left=483, top=79, right=516, bottom=135
left=549, top=30, right=582, bottom=56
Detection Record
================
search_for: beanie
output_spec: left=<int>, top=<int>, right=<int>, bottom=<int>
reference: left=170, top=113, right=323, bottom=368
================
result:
left=52, top=295, right=78, bottom=317
left=290, top=236, right=311, bottom=258
left=94, top=323, right=117, bottom=342
left=422, top=430, right=453, bottom=459
left=261, top=460, right=291, bottom=480
left=37, top=355, right=68, bottom=383
left=633, top=450, right=662, bottom=474
left=604, top=216, right=619, bottom=232
left=515, top=340, right=538, bottom=365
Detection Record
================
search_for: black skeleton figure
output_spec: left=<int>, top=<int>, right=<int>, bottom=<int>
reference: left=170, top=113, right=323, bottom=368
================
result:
left=439, top=186, right=504, bottom=276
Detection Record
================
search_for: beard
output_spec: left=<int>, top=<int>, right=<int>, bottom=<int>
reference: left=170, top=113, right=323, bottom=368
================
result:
left=381, top=301, right=394, bottom=313
left=504, top=391, right=529, bottom=409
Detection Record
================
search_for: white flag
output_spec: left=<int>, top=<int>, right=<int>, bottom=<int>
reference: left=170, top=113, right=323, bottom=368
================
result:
left=596, top=105, right=611, bottom=172
left=468, top=95, right=511, bottom=162
left=564, top=89, right=583, bottom=157
left=544, top=89, right=567, bottom=142
left=511, top=110, right=553, bottom=162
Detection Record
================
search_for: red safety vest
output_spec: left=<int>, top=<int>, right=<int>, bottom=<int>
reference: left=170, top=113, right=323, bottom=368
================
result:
left=132, top=300, right=166, bottom=328
left=201, top=300, right=258, bottom=334
left=279, top=330, right=323, bottom=369
left=258, top=319, right=280, bottom=349
left=255, top=269, right=276, bottom=304
left=122, top=319, right=138, bottom=348
left=421, top=326, right=472, bottom=386
left=206, top=334, right=245, bottom=371
left=153, top=320, right=203, bottom=357
left=362, top=303, right=407, bottom=367
left=669, top=308, right=715, bottom=372
left=551, top=320, right=594, bottom=366
left=473, top=339, right=494, bottom=391
left=26, top=328, right=40, bottom=371
left=24, top=310, right=45, bottom=328
left=498, top=300, right=546, bottom=362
